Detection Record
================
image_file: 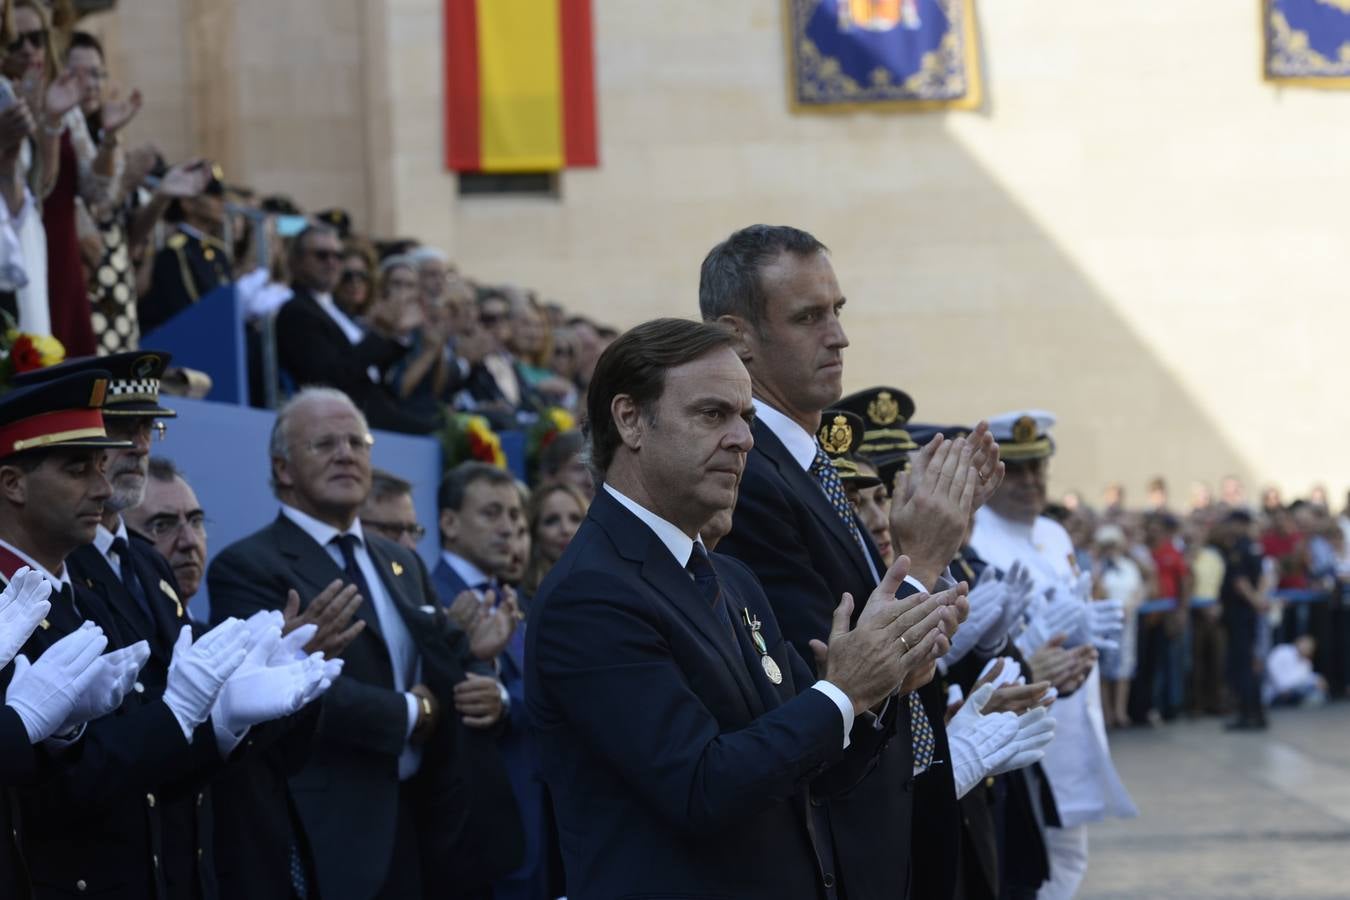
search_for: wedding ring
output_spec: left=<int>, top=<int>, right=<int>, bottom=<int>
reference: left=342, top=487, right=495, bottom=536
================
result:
left=899, top=634, right=911, bottom=652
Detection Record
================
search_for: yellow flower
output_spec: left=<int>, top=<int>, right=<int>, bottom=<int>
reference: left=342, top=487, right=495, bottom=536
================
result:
left=32, top=334, right=65, bottom=367
left=548, top=407, right=575, bottom=433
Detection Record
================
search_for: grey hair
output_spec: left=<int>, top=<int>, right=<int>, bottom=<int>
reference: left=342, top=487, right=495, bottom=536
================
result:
left=379, top=254, right=416, bottom=277
left=268, top=387, right=369, bottom=494
left=408, top=246, right=449, bottom=267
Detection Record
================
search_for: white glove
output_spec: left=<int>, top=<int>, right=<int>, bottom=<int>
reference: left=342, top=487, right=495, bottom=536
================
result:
left=942, top=575, right=1005, bottom=667
left=163, top=620, right=251, bottom=738
left=1070, top=570, right=1093, bottom=604
left=1013, top=590, right=1082, bottom=656
left=948, top=683, right=1019, bottom=798
left=993, top=561, right=1036, bottom=645
left=213, top=652, right=334, bottom=733
left=270, top=623, right=318, bottom=665
left=53, top=640, right=150, bottom=735
left=5, top=622, right=108, bottom=743
left=985, top=705, right=1056, bottom=777
left=976, top=656, right=1024, bottom=691
left=0, top=568, right=52, bottom=669
left=1088, top=597, right=1125, bottom=652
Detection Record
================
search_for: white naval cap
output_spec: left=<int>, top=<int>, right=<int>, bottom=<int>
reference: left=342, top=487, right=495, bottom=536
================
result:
left=987, top=410, right=1056, bottom=461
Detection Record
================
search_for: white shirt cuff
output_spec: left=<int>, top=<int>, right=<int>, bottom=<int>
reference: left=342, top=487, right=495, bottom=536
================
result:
left=812, top=680, right=855, bottom=749
left=404, top=692, right=420, bottom=740
left=498, top=680, right=511, bottom=712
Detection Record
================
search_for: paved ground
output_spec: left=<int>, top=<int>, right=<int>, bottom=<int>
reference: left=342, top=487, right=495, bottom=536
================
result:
left=1080, top=703, right=1350, bottom=899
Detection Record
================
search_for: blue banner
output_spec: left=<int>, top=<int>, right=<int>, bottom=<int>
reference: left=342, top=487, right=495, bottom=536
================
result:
left=786, top=0, right=981, bottom=110
left=1265, top=0, right=1350, bottom=86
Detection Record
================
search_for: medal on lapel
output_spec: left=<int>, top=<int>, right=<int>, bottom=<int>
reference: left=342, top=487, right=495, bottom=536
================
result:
left=742, top=608, right=782, bottom=684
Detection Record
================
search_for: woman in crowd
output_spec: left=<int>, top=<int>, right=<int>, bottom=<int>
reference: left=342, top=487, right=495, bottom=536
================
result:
left=495, top=481, right=587, bottom=900
left=536, top=429, right=594, bottom=501
left=334, top=244, right=373, bottom=318
left=1094, top=523, right=1146, bottom=728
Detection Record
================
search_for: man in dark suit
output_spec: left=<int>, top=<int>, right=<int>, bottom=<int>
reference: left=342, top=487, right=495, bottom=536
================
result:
left=527, top=318, right=959, bottom=899
left=274, top=226, right=433, bottom=435
left=697, top=225, right=1004, bottom=900
left=208, top=386, right=522, bottom=900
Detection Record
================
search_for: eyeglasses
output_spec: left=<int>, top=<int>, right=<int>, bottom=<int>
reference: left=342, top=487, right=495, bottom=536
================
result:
left=479, top=313, right=504, bottom=326
left=301, top=433, right=374, bottom=457
left=104, top=419, right=167, bottom=443
left=142, top=511, right=208, bottom=541
left=8, top=29, right=46, bottom=52
left=340, top=269, right=370, bottom=283
left=363, top=520, right=426, bottom=540
left=308, top=248, right=342, bottom=263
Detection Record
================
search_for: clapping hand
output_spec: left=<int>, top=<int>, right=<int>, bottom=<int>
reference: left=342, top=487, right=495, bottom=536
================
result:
left=453, top=672, right=505, bottom=728
left=5, top=622, right=108, bottom=743
left=156, top=157, right=213, bottom=199
left=0, top=100, right=35, bottom=158
left=1026, top=634, right=1097, bottom=696
left=99, top=85, right=142, bottom=135
left=890, top=436, right=977, bottom=589
left=447, top=587, right=521, bottom=661
left=43, top=70, right=81, bottom=124
left=0, top=568, right=53, bottom=669
left=53, top=640, right=151, bottom=736
left=282, top=580, right=365, bottom=659
left=162, top=620, right=251, bottom=736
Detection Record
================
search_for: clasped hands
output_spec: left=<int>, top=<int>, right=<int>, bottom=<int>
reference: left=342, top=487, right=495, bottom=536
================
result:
left=810, top=555, right=967, bottom=716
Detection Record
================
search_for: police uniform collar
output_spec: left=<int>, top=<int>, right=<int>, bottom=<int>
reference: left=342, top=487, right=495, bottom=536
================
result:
left=0, top=537, right=72, bottom=590
left=92, top=517, right=130, bottom=561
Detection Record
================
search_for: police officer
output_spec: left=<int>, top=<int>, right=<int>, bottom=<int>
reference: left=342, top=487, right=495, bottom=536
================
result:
left=1216, top=510, right=1268, bottom=731
left=139, top=164, right=232, bottom=335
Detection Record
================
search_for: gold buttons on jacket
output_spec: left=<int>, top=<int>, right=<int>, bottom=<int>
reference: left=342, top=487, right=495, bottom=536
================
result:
left=146, top=793, right=156, bottom=808
left=76, top=880, right=87, bottom=892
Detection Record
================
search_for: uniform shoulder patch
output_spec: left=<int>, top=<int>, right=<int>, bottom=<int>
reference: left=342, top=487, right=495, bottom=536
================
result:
left=167, top=233, right=188, bottom=250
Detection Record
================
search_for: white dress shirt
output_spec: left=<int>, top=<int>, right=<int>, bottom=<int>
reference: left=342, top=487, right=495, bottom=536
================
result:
left=311, top=292, right=380, bottom=383
left=92, top=517, right=131, bottom=582
left=603, top=484, right=855, bottom=747
left=440, top=550, right=491, bottom=593
left=281, top=504, right=425, bottom=779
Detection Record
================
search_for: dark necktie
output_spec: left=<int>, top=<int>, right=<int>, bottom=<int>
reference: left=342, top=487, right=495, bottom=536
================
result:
left=809, top=447, right=935, bottom=770
left=686, top=543, right=734, bottom=635
left=110, top=537, right=155, bottom=630
left=330, top=535, right=379, bottom=627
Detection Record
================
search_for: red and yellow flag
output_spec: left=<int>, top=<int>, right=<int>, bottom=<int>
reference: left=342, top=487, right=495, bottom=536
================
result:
left=444, top=0, right=598, bottom=173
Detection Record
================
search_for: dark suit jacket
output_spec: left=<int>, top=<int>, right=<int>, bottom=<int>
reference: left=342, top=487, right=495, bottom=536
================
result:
left=138, top=227, right=231, bottom=335
left=275, top=286, right=433, bottom=434
left=715, top=418, right=961, bottom=900
left=208, top=514, right=520, bottom=900
left=526, top=489, right=896, bottom=900
left=2, top=561, right=219, bottom=900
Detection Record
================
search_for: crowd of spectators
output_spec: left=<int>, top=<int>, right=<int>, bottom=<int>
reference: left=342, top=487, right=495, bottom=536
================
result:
left=0, top=0, right=614, bottom=445
left=1053, top=476, right=1350, bottom=731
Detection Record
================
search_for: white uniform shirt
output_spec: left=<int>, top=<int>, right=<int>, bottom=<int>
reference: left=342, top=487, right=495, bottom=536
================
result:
left=970, top=507, right=1137, bottom=828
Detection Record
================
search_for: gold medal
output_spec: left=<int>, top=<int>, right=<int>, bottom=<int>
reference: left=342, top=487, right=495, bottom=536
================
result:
left=761, top=654, right=783, bottom=684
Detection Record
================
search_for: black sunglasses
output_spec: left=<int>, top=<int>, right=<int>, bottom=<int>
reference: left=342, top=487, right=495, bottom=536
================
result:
left=8, top=28, right=45, bottom=52
left=340, top=269, right=371, bottom=283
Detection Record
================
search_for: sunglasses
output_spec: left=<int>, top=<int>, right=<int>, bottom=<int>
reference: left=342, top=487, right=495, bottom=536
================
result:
left=308, top=249, right=342, bottom=263
left=340, top=269, right=370, bottom=283
left=7, top=29, right=45, bottom=52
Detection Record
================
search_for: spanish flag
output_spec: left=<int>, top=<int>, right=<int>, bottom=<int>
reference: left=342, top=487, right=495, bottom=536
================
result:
left=444, top=0, right=598, bottom=173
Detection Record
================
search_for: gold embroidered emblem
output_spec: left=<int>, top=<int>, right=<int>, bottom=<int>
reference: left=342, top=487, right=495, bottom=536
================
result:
left=867, top=391, right=900, bottom=426
left=1012, top=415, right=1038, bottom=444
left=392, top=561, right=405, bottom=577
left=818, top=415, right=853, bottom=455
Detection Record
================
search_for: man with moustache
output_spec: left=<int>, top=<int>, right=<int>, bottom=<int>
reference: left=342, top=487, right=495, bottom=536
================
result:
left=124, top=456, right=208, bottom=602
left=700, top=225, right=1003, bottom=900
left=527, top=318, right=958, bottom=898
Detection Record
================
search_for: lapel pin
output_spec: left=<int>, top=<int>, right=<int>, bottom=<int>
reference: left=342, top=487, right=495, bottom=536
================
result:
left=392, top=561, right=404, bottom=577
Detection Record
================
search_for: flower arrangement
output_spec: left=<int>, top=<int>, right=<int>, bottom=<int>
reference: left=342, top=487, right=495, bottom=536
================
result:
left=0, top=322, right=65, bottom=391
left=439, top=412, right=507, bottom=470
left=526, top=406, right=576, bottom=481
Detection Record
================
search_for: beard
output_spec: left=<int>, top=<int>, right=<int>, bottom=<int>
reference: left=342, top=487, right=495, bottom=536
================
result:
left=106, top=476, right=147, bottom=513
